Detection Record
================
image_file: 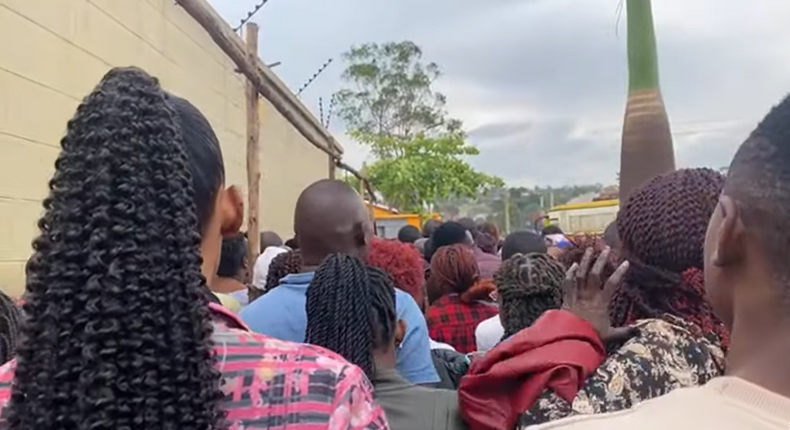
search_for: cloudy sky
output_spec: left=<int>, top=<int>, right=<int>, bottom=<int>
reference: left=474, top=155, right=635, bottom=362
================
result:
left=209, top=0, right=790, bottom=187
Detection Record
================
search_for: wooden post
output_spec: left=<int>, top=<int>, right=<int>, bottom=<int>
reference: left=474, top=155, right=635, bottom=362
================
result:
left=245, top=22, right=261, bottom=281
left=328, top=155, right=336, bottom=179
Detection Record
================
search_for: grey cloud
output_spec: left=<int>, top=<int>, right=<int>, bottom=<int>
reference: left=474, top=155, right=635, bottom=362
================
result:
left=468, top=122, right=532, bottom=141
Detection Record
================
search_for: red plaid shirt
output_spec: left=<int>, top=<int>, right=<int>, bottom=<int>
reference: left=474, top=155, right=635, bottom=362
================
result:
left=426, top=294, right=499, bottom=354
left=0, top=304, right=390, bottom=430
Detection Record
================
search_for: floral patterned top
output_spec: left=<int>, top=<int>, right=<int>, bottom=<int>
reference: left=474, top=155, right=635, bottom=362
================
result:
left=518, top=315, right=725, bottom=427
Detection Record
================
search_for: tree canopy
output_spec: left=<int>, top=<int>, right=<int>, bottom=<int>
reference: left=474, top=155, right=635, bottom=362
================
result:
left=335, top=41, right=501, bottom=212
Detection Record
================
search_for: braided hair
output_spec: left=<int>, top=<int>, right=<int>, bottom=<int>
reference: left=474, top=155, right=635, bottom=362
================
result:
left=248, top=250, right=302, bottom=303
left=495, top=253, right=565, bottom=339
left=5, top=68, right=225, bottom=430
left=0, top=290, right=20, bottom=364
left=305, top=254, right=397, bottom=379
left=613, top=168, right=729, bottom=346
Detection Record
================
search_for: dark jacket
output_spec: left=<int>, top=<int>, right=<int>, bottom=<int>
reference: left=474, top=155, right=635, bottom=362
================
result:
left=373, top=368, right=468, bottom=430
left=431, top=348, right=470, bottom=390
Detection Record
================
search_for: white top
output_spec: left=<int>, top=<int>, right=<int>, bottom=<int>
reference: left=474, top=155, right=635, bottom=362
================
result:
left=524, top=377, right=790, bottom=430
left=475, top=314, right=504, bottom=352
left=251, top=246, right=288, bottom=290
left=429, top=339, right=456, bottom=351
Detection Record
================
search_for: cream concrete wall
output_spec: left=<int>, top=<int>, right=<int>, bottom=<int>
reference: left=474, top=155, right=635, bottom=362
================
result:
left=0, top=0, right=332, bottom=296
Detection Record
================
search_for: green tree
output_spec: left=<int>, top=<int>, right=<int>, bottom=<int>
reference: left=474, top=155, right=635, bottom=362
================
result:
left=365, top=131, right=503, bottom=214
left=336, top=41, right=500, bottom=211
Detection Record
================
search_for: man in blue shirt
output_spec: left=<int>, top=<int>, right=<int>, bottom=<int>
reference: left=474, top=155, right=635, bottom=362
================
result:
left=241, top=179, right=439, bottom=385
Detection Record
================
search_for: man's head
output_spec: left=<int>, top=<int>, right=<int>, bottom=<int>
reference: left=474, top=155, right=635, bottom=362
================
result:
left=397, top=225, right=421, bottom=244
left=705, top=94, right=790, bottom=332
left=501, top=230, right=548, bottom=261
left=259, top=231, right=283, bottom=252
left=294, top=179, right=372, bottom=267
left=428, top=221, right=472, bottom=261
left=217, top=233, right=248, bottom=279
left=422, top=219, right=442, bottom=238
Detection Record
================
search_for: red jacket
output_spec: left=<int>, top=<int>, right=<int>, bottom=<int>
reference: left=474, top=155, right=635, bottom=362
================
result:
left=458, top=310, right=606, bottom=430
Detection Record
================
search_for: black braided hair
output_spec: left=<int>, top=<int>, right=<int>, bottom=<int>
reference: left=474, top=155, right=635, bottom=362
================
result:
left=0, top=290, right=20, bottom=364
left=494, top=253, right=565, bottom=339
left=248, top=250, right=302, bottom=302
left=4, top=67, right=226, bottom=430
left=305, top=254, right=397, bottom=379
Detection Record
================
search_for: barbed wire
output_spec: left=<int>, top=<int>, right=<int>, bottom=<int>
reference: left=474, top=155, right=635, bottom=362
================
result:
left=295, top=58, right=333, bottom=97
left=234, top=0, right=272, bottom=32
left=325, top=94, right=337, bottom=129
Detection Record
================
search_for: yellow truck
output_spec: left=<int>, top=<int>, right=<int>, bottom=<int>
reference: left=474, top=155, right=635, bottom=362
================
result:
left=545, top=199, right=619, bottom=234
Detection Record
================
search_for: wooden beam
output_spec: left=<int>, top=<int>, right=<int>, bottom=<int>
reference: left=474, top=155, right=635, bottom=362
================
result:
left=245, top=22, right=261, bottom=281
left=328, top=154, right=336, bottom=179
left=174, top=0, right=342, bottom=159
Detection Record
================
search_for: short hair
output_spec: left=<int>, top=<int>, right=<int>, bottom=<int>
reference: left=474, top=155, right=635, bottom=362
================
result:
left=284, top=237, right=298, bottom=250
left=541, top=225, right=564, bottom=236
left=428, top=221, right=468, bottom=261
left=366, top=238, right=425, bottom=305
left=422, top=219, right=442, bottom=238
left=397, top=225, right=421, bottom=243
left=457, top=217, right=477, bottom=234
left=725, top=94, right=790, bottom=289
left=217, top=233, right=247, bottom=278
left=501, top=231, right=547, bottom=260
left=260, top=231, right=283, bottom=252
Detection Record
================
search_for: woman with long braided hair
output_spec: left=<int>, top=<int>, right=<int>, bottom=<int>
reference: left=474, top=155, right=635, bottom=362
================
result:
left=306, top=254, right=467, bottom=430
left=0, top=291, right=20, bottom=364
left=520, top=169, right=727, bottom=426
left=0, top=67, right=386, bottom=430
left=495, top=253, right=566, bottom=340
left=426, top=245, right=498, bottom=353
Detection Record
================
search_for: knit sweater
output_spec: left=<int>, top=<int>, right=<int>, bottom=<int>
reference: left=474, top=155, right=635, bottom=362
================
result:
left=523, top=377, right=790, bottom=430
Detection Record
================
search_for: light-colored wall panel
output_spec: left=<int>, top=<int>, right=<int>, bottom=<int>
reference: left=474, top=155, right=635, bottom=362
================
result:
left=0, top=0, right=334, bottom=296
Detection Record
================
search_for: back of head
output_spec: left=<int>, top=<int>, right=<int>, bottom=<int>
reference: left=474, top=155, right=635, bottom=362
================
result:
left=265, top=250, right=302, bottom=292
left=0, top=290, right=20, bottom=364
left=422, top=219, right=442, bottom=238
left=430, top=221, right=469, bottom=254
left=612, top=168, right=727, bottom=343
left=397, top=225, right=421, bottom=244
left=218, top=233, right=247, bottom=278
left=260, top=231, right=283, bottom=252
left=501, top=230, right=547, bottom=260
left=305, top=254, right=397, bottom=379
left=366, top=238, right=425, bottom=305
left=495, top=253, right=565, bottom=338
left=294, top=179, right=370, bottom=267
left=475, top=222, right=499, bottom=254
left=541, top=225, right=564, bottom=236
left=457, top=217, right=477, bottom=233
left=428, top=244, right=479, bottom=301
left=11, top=68, right=224, bottom=430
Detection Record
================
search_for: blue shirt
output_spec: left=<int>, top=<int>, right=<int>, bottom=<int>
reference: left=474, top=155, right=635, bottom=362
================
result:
left=240, top=271, right=440, bottom=385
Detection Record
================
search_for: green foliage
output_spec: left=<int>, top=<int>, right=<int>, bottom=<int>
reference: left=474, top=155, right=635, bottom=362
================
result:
left=335, top=40, right=500, bottom=212
left=364, top=131, right=503, bottom=214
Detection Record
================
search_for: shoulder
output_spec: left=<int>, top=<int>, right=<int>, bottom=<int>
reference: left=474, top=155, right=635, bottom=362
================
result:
left=523, top=385, right=713, bottom=430
left=631, top=316, right=725, bottom=364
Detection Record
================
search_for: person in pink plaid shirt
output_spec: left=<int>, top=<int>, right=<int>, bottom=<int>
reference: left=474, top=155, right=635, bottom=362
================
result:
left=0, top=67, right=388, bottom=430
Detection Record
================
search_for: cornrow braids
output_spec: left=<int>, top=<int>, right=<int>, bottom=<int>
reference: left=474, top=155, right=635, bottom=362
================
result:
left=5, top=68, right=225, bottom=430
left=305, top=254, right=397, bottom=380
left=495, top=253, right=565, bottom=339
left=248, top=250, right=301, bottom=303
left=0, top=290, right=20, bottom=363
left=613, top=168, right=729, bottom=345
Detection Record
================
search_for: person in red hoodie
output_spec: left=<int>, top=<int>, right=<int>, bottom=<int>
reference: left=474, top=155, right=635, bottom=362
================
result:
left=459, top=247, right=631, bottom=430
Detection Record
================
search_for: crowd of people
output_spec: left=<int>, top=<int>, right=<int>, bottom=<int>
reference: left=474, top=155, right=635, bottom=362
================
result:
left=0, top=66, right=786, bottom=430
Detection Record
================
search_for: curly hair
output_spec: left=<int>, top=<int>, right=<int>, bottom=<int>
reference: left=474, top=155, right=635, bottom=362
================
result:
left=305, top=254, right=397, bottom=380
left=4, top=68, right=226, bottom=430
left=495, top=253, right=565, bottom=339
left=366, top=238, right=425, bottom=305
left=0, top=290, right=20, bottom=364
left=613, top=168, right=729, bottom=346
left=248, top=250, right=302, bottom=303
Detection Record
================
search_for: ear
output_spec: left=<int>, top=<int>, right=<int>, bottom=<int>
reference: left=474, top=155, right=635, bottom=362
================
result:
left=712, top=196, right=745, bottom=267
left=219, top=186, right=244, bottom=237
left=394, top=319, right=406, bottom=348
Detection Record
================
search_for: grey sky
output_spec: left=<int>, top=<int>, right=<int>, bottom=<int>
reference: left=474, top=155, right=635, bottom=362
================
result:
left=209, top=0, right=790, bottom=187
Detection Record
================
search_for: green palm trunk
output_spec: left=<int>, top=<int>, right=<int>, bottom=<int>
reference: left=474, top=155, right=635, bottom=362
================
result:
left=619, top=0, right=675, bottom=200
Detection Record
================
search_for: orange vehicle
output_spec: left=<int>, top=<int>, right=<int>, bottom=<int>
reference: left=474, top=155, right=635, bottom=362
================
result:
left=364, top=202, right=439, bottom=239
